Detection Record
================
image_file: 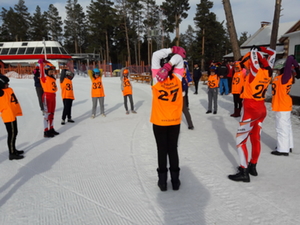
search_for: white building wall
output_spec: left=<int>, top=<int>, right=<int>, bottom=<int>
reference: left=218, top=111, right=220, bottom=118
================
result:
left=286, top=32, right=300, bottom=97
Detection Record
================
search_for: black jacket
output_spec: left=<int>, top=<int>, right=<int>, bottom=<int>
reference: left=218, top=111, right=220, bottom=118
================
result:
left=193, top=67, right=202, bottom=79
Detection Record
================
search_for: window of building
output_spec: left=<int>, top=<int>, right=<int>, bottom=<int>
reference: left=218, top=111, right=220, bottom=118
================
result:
left=25, top=48, right=34, bottom=54
left=9, top=48, right=18, bottom=55
left=295, top=45, right=300, bottom=62
left=0, top=48, right=9, bottom=55
left=34, top=47, right=43, bottom=54
left=17, top=48, right=26, bottom=54
left=46, top=47, right=51, bottom=54
left=60, top=47, right=68, bottom=55
left=52, top=47, right=61, bottom=54
left=22, top=42, right=28, bottom=46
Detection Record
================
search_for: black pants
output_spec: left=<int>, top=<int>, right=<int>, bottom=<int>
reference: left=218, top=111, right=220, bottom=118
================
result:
left=193, top=77, right=200, bottom=93
left=35, top=87, right=44, bottom=111
left=182, top=96, right=193, bottom=128
left=153, top=124, right=180, bottom=172
left=62, top=99, right=73, bottom=120
left=4, top=119, right=18, bottom=154
left=233, top=94, right=243, bottom=109
left=124, top=95, right=134, bottom=111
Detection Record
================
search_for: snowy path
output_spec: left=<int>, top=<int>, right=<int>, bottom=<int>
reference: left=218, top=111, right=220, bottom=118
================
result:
left=0, top=76, right=299, bottom=225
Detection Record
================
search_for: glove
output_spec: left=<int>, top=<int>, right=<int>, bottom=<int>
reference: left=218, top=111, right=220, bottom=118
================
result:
left=172, top=46, right=186, bottom=58
left=156, top=63, right=172, bottom=82
left=250, top=45, right=261, bottom=51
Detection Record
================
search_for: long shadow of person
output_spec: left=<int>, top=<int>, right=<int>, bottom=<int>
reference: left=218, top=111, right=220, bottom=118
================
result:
left=105, top=103, right=123, bottom=115
left=156, top=166, right=209, bottom=225
left=0, top=136, right=79, bottom=207
left=133, top=100, right=144, bottom=111
left=207, top=116, right=237, bottom=168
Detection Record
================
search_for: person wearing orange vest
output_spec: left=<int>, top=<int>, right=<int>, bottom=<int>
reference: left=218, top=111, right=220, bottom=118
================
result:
left=230, top=61, right=246, bottom=117
left=151, top=46, right=185, bottom=191
left=38, top=59, right=59, bottom=138
left=88, top=68, right=105, bottom=118
left=60, top=69, right=75, bottom=125
left=206, top=66, right=219, bottom=114
left=0, top=74, right=24, bottom=160
left=228, top=46, right=276, bottom=182
left=120, top=68, right=137, bottom=114
left=271, top=55, right=300, bottom=156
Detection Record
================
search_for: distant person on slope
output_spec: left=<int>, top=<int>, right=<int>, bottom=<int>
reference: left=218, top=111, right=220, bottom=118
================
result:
left=88, top=68, right=106, bottom=118
left=33, top=64, right=44, bottom=114
left=60, top=69, right=75, bottom=125
left=0, top=74, right=24, bottom=160
left=39, top=59, right=59, bottom=138
left=120, top=68, right=137, bottom=115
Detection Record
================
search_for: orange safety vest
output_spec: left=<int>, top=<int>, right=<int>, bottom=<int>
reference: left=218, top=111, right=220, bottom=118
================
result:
left=207, top=74, right=219, bottom=88
left=271, top=74, right=293, bottom=111
left=150, top=74, right=183, bottom=126
left=91, top=76, right=105, bottom=97
left=122, top=77, right=132, bottom=96
left=0, top=88, right=22, bottom=123
left=231, top=70, right=245, bottom=94
left=41, top=76, right=57, bottom=93
left=60, top=78, right=75, bottom=100
left=240, top=68, right=271, bottom=101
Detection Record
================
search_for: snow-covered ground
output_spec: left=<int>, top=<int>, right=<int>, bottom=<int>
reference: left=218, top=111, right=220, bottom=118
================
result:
left=0, top=75, right=300, bottom=225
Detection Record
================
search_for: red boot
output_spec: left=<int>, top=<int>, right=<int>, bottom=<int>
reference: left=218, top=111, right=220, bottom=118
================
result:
left=230, top=108, right=237, bottom=117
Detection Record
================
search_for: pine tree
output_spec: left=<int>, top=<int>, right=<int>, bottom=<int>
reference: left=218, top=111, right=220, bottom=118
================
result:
left=160, top=0, right=190, bottom=46
left=0, top=7, right=18, bottom=41
left=29, top=5, right=48, bottom=41
left=194, top=0, right=228, bottom=70
left=47, top=4, right=63, bottom=42
left=13, top=0, right=30, bottom=41
left=64, top=0, right=87, bottom=53
left=86, top=0, right=117, bottom=62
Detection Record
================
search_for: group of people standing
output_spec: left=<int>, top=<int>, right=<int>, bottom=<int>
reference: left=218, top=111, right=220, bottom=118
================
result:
left=150, top=45, right=300, bottom=190
left=1, top=46, right=299, bottom=191
left=0, top=58, right=139, bottom=160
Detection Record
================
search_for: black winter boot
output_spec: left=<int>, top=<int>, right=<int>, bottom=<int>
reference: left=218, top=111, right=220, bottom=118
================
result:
left=248, top=162, right=258, bottom=176
left=49, top=128, right=60, bottom=135
left=170, top=168, right=181, bottom=190
left=157, top=169, right=168, bottom=191
left=15, top=149, right=24, bottom=155
left=9, top=153, right=24, bottom=160
left=228, top=167, right=250, bottom=182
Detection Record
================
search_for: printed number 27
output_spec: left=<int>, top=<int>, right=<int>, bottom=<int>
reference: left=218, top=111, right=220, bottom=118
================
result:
left=158, top=88, right=179, bottom=102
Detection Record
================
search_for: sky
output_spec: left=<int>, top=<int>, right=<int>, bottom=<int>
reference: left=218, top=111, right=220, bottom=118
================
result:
left=1, top=0, right=299, bottom=38
left=0, top=73, right=300, bottom=224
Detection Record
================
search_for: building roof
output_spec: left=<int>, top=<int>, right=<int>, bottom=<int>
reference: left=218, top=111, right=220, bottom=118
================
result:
left=241, top=21, right=298, bottom=47
left=224, top=20, right=299, bottom=58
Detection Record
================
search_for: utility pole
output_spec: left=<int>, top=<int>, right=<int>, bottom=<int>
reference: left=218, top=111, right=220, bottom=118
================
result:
left=270, top=0, right=282, bottom=50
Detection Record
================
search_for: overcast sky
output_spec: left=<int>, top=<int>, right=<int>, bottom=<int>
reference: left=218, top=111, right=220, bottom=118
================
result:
left=1, top=0, right=299, bottom=38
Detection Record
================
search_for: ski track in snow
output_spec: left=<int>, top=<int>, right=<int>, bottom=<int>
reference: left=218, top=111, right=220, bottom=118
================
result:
left=0, top=75, right=300, bottom=225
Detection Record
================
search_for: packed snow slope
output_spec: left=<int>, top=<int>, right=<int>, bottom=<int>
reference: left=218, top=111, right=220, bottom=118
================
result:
left=0, top=75, right=300, bottom=225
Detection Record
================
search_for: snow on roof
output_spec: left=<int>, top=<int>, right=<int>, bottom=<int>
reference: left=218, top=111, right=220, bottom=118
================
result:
left=241, top=21, right=298, bottom=47
left=223, top=45, right=284, bottom=58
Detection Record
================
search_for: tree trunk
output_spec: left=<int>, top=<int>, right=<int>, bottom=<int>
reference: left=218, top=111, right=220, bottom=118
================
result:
left=175, top=14, right=180, bottom=46
left=105, top=31, right=110, bottom=63
left=222, top=0, right=241, bottom=61
left=270, top=0, right=282, bottom=50
left=124, top=17, right=131, bottom=65
left=201, top=28, right=205, bottom=71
